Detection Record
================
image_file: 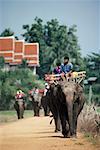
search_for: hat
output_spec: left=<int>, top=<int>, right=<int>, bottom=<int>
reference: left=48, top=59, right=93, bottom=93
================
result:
left=19, top=90, right=23, bottom=93
left=45, top=83, right=48, bottom=86
left=17, top=91, right=19, bottom=94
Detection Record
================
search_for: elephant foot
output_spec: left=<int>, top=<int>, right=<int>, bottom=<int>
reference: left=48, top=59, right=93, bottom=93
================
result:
left=63, top=133, right=70, bottom=138
left=62, top=130, right=70, bottom=138
left=57, top=129, right=61, bottom=131
left=64, top=134, right=68, bottom=138
left=55, top=129, right=60, bottom=133
left=55, top=129, right=58, bottom=132
left=45, top=114, right=49, bottom=116
left=70, top=134, right=77, bottom=138
left=50, top=114, right=53, bottom=117
left=18, top=116, right=20, bottom=119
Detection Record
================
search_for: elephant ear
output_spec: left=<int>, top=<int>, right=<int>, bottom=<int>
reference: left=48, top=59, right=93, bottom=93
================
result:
left=76, top=83, right=83, bottom=97
left=76, top=83, right=86, bottom=104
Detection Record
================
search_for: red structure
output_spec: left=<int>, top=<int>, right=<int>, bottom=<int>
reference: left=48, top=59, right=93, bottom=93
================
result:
left=0, top=36, right=39, bottom=74
left=24, top=43, right=39, bottom=67
left=0, top=36, right=14, bottom=63
left=14, top=40, right=24, bottom=64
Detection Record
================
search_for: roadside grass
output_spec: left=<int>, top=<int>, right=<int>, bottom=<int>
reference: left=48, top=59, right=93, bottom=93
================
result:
left=84, top=132, right=100, bottom=148
left=0, top=110, right=34, bottom=124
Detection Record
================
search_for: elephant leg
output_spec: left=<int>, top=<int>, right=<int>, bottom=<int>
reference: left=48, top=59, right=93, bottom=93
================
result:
left=33, top=107, right=36, bottom=116
left=50, top=106, right=60, bottom=132
left=57, top=114, right=61, bottom=131
left=33, top=102, right=37, bottom=116
left=60, top=114, right=69, bottom=137
left=37, top=107, right=40, bottom=117
left=59, top=107, right=69, bottom=137
left=47, top=106, right=50, bottom=115
left=54, top=115, right=60, bottom=132
left=20, top=107, right=24, bottom=119
left=54, top=117, right=58, bottom=132
left=35, top=102, right=40, bottom=116
left=44, top=106, right=49, bottom=116
left=44, top=107, right=47, bottom=116
left=14, top=102, right=20, bottom=119
left=18, top=103, right=24, bottom=119
left=16, top=108, right=20, bottom=119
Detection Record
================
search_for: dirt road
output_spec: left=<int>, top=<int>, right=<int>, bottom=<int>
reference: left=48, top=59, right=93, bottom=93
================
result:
left=0, top=117, right=99, bottom=150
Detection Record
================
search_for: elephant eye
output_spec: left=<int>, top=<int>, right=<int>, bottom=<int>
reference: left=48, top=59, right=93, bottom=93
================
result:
left=65, top=85, right=67, bottom=88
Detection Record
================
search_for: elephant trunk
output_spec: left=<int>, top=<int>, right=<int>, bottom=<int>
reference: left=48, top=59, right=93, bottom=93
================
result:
left=67, top=100, right=74, bottom=136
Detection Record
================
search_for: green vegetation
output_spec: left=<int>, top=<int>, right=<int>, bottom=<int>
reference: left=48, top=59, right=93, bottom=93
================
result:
left=0, top=110, right=34, bottom=124
left=84, top=53, right=100, bottom=105
left=84, top=132, right=100, bottom=146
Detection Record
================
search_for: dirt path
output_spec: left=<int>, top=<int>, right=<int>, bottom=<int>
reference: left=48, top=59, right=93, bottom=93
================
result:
left=0, top=117, right=99, bottom=150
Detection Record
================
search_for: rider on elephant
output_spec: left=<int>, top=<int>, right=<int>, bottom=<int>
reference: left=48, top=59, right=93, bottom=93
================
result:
left=53, top=56, right=73, bottom=80
left=15, top=90, right=25, bottom=99
left=15, top=90, right=26, bottom=109
left=44, top=83, right=49, bottom=96
left=61, top=56, right=73, bottom=76
left=53, top=61, right=62, bottom=75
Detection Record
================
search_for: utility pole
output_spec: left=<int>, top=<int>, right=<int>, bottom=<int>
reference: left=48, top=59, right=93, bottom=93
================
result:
left=88, top=77, right=97, bottom=104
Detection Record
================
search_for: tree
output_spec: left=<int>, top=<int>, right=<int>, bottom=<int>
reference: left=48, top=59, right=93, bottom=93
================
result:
left=0, top=28, right=14, bottom=37
left=0, top=28, right=19, bottom=39
left=84, top=52, right=100, bottom=80
left=19, top=59, right=28, bottom=68
left=22, top=17, right=83, bottom=78
left=83, top=52, right=100, bottom=105
left=0, top=56, right=5, bottom=68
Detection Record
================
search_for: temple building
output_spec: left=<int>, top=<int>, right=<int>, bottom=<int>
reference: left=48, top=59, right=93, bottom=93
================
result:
left=0, top=36, right=39, bottom=74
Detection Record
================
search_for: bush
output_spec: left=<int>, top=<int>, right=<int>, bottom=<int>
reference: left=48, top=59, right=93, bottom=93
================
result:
left=84, top=83, right=100, bottom=105
left=78, top=104, right=100, bottom=137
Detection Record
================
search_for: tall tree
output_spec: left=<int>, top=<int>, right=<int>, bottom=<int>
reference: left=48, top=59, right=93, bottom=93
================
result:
left=22, top=17, right=83, bottom=77
left=0, top=28, right=14, bottom=37
left=84, top=52, right=100, bottom=80
left=0, top=56, right=5, bottom=68
left=0, top=28, right=19, bottom=39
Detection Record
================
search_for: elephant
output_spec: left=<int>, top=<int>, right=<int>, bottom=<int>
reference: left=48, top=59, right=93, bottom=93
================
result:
left=48, top=80, right=85, bottom=137
left=14, top=99, right=25, bottom=119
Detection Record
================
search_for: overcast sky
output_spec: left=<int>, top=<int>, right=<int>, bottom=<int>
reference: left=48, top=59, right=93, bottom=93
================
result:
left=0, top=0, right=100, bottom=56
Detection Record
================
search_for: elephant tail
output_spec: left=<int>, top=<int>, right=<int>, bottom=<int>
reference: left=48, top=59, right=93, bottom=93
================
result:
left=50, top=118, right=54, bottom=124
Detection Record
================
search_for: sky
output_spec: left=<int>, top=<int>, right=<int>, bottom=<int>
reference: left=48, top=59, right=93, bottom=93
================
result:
left=0, top=0, right=100, bottom=56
